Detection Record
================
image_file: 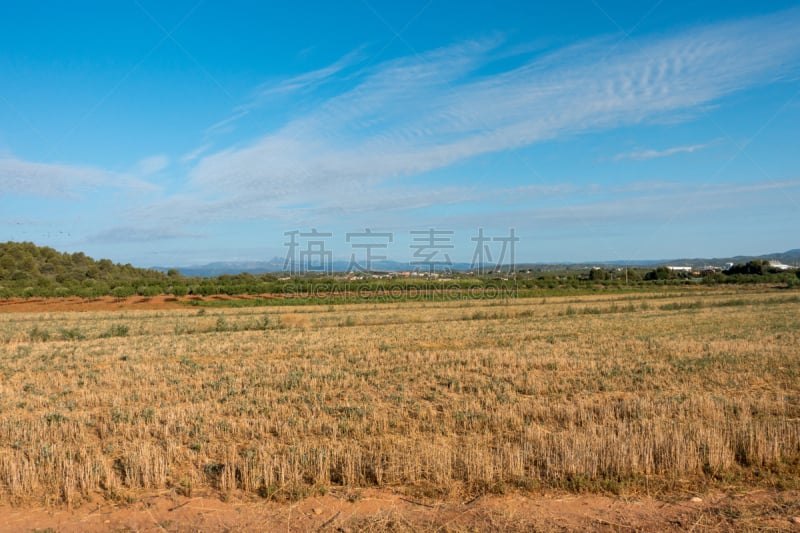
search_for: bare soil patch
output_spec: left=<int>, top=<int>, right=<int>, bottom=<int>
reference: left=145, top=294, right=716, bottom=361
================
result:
left=1, top=489, right=799, bottom=532
left=0, top=295, right=193, bottom=313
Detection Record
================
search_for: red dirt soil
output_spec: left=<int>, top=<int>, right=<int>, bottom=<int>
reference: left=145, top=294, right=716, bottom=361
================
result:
left=1, top=489, right=798, bottom=532
left=0, top=292, right=368, bottom=313
left=0, top=295, right=228, bottom=313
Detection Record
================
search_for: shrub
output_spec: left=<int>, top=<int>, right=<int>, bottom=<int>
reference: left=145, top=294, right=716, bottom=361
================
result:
left=111, top=286, right=135, bottom=299
left=59, top=328, right=86, bottom=341
left=29, top=326, right=51, bottom=342
left=171, top=285, right=189, bottom=297
left=137, top=285, right=161, bottom=297
left=101, top=324, right=129, bottom=338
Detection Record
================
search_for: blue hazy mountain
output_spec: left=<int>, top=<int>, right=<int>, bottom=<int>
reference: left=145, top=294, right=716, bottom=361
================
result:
left=152, top=249, right=800, bottom=277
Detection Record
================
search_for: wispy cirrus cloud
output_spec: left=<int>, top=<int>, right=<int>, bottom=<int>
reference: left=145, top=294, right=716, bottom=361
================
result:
left=204, top=47, right=366, bottom=137
left=168, top=7, right=800, bottom=223
left=438, top=178, right=800, bottom=230
left=0, top=155, right=157, bottom=198
left=614, top=143, right=712, bottom=161
left=180, top=143, right=212, bottom=163
left=250, top=46, right=365, bottom=98
left=135, top=154, right=170, bottom=175
left=86, top=226, right=203, bottom=244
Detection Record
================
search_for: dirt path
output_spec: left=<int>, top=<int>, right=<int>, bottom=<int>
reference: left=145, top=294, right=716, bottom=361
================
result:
left=1, top=488, right=798, bottom=532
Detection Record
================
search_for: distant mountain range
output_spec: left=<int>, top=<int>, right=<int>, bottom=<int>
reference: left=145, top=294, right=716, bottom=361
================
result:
left=153, top=249, right=800, bottom=277
left=153, top=258, right=478, bottom=277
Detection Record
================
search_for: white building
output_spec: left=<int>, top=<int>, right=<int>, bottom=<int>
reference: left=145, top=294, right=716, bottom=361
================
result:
left=767, top=260, right=792, bottom=271
left=667, top=266, right=692, bottom=272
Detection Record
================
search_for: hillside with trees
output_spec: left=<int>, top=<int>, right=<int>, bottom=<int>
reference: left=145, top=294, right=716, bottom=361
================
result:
left=0, top=241, right=173, bottom=298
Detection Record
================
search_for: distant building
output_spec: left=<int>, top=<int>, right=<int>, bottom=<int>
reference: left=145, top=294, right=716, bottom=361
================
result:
left=767, top=260, right=792, bottom=271
left=667, top=266, right=692, bottom=272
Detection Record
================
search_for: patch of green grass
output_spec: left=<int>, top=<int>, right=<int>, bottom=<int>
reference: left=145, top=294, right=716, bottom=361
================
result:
left=29, top=326, right=51, bottom=342
left=59, top=327, right=85, bottom=341
left=100, top=324, right=129, bottom=338
left=659, top=300, right=703, bottom=311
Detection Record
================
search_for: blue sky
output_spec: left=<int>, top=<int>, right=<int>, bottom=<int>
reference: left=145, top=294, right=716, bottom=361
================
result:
left=1, top=1, right=799, bottom=267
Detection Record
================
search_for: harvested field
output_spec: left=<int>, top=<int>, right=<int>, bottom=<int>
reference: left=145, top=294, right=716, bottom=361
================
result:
left=0, top=287, right=798, bottom=529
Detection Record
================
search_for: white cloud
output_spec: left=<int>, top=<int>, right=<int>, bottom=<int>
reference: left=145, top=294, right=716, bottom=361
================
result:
left=204, top=110, right=250, bottom=136
left=204, top=47, right=366, bottom=136
left=135, top=154, right=170, bottom=175
left=0, top=157, right=110, bottom=196
left=0, top=154, right=159, bottom=198
left=170, top=8, right=800, bottom=223
left=86, top=226, right=202, bottom=244
left=614, top=143, right=711, bottom=161
left=180, top=143, right=212, bottom=163
left=438, top=178, right=800, bottom=229
left=249, top=46, right=365, bottom=99
left=0, top=155, right=114, bottom=197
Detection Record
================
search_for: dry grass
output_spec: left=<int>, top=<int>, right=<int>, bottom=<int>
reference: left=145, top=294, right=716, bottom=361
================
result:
left=0, top=287, right=798, bottom=506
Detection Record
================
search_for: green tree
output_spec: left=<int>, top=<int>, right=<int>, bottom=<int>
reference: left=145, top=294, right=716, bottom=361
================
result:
left=171, top=285, right=189, bottom=297
left=726, top=260, right=766, bottom=275
left=588, top=268, right=608, bottom=281
left=645, top=266, right=672, bottom=281
left=111, top=285, right=135, bottom=298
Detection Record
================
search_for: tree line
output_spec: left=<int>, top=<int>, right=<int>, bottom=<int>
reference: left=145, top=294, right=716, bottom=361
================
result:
left=1, top=242, right=797, bottom=298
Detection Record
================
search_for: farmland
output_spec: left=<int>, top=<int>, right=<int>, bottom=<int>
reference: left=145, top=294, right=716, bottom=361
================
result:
left=0, top=286, right=799, bottom=529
